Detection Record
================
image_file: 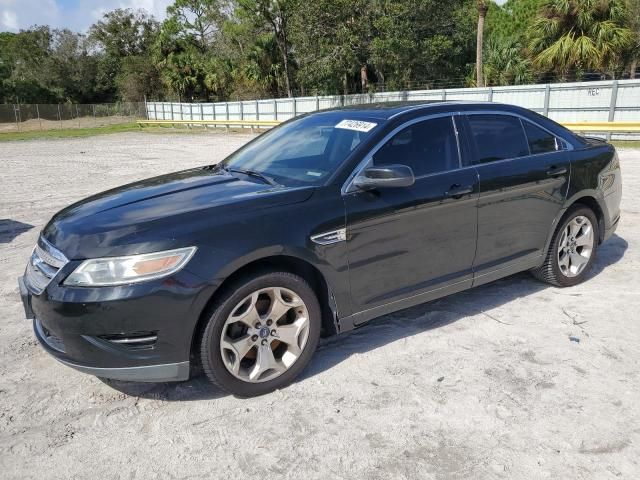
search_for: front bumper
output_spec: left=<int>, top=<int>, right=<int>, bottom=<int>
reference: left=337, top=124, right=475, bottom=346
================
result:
left=19, top=270, right=213, bottom=383
left=34, top=317, right=189, bottom=382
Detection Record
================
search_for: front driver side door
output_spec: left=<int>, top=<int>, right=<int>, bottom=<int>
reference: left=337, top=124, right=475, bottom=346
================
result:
left=343, top=114, right=479, bottom=318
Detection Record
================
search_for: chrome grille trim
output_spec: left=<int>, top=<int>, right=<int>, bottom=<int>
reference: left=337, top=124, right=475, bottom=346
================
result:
left=24, top=236, right=69, bottom=295
left=35, top=238, right=67, bottom=268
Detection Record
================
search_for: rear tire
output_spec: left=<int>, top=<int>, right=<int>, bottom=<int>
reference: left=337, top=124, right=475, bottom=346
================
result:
left=199, top=271, right=321, bottom=397
left=532, top=205, right=598, bottom=287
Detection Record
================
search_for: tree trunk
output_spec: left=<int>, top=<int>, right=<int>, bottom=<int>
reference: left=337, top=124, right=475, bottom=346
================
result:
left=281, top=48, right=292, bottom=97
left=360, top=65, right=368, bottom=93
left=476, top=1, right=488, bottom=88
left=268, top=13, right=293, bottom=98
left=631, top=58, right=638, bottom=79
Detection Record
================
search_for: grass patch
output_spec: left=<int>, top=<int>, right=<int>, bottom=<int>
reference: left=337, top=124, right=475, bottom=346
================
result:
left=0, top=123, right=143, bottom=141
left=0, top=122, right=261, bottom=141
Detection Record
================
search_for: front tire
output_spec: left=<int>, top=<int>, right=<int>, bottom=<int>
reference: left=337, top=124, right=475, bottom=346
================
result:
left=532, top=205, right=598, bottom=287
left=199, top=271, right=321, bottom=397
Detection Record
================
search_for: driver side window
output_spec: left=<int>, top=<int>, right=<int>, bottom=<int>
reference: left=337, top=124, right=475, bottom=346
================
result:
left=373, top=116, right=460, bottom=177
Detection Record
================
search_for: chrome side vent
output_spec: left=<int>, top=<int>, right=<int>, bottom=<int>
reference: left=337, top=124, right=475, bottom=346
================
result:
left=25, top=237, right=68, bottom=295
left=99, top=332, right=158, bottom=350
left=310, top=228, right=347, bottom=246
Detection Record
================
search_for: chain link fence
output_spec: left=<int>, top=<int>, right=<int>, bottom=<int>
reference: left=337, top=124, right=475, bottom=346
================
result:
left=0, top=102, right=147, bottom=133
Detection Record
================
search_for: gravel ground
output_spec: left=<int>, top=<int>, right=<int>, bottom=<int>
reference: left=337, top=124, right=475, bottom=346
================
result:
left=0, top=132, right=639, bottom=479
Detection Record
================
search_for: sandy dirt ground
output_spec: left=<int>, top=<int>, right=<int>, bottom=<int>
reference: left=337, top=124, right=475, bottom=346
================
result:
left=0, top=132, right=638, bottom=479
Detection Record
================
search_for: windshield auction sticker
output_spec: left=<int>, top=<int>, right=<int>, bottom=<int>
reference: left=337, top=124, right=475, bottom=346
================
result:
left=335, top=119, right=378, bottom=132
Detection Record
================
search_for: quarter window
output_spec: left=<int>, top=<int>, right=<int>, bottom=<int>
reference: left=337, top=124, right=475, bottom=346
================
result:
left=522, top=120, right=559, bottom=154
left=372, top=116, right=460, bottom=176
left=467, top=114, right=529, bottom=164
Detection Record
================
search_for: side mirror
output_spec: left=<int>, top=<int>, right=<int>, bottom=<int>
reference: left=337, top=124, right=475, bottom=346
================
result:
left=353, top=164, right=415, bottom=190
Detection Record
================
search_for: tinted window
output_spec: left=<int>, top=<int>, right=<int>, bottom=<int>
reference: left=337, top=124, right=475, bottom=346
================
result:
left=373, top=116, right=460, bottom=176
left=523, top=120, right=558, bottom=154
left=467, top=114, right=529, bottom=164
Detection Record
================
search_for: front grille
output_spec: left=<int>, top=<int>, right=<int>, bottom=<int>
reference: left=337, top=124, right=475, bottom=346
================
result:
left=25, top=237, right=68, bottom=295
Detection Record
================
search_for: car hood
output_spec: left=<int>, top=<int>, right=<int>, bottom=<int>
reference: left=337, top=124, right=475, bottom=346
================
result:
left=42, top=167, right=315, bottom=258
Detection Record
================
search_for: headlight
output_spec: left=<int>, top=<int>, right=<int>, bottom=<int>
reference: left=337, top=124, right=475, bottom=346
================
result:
left=64, top=247, right=197, bottom=287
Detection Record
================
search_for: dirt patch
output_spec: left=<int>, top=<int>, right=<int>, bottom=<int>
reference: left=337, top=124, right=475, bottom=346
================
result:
left=0, top=134, right=639, bottom=479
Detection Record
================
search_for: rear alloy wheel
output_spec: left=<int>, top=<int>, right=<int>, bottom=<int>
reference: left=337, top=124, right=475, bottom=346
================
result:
left=200, top=271, right=321, bottom=397
left=556, top=215, right=595, bottom=278
left=532, top=206, right=598, bottom=287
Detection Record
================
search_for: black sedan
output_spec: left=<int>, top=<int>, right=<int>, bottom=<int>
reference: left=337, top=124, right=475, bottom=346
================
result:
left=19, top=102, right=622, bottom=396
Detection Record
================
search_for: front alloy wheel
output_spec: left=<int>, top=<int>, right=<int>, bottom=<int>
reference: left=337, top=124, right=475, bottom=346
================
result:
left=200, top=271, right=321, bottom=397
left=220, top=287, right=310, bottom=383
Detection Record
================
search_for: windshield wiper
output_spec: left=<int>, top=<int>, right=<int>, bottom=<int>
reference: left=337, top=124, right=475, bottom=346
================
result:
left=224, top=166, right=280, bottom=187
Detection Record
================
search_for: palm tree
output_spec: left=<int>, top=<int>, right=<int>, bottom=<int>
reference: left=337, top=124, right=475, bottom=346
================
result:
left=483, top=38, right=534, bottom=86
left=528, top=0, right=633, bottom=79
left=476, top=0, right=489, bottom=87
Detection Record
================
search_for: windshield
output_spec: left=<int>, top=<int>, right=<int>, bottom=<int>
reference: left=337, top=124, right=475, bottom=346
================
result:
left=221, top=112, right=381, bottom=187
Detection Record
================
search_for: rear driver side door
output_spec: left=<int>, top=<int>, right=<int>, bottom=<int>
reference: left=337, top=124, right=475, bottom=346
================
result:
left=462, top=113, right=571, bottom=284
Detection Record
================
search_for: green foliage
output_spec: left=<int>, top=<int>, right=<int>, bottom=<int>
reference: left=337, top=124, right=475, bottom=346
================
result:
left=291, top=0, right=475, bottom=94
left=372, top=0, right=476, bottom=89
left=90, top=9, right=160, bottom=101
left=487, top=0, right=545, bottom=44
left=527, top=0, right=633, bottom=77
left=1, top=0, right=639, bottom=104
left=483, top=37, right=534, bottom=85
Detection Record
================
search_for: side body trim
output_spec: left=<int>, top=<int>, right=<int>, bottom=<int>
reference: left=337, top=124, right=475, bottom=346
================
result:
left=336, top=255, right=544, bottom=333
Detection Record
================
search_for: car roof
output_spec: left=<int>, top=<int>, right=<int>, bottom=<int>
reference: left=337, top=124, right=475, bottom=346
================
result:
left=317, top=100, right=511, bottom=121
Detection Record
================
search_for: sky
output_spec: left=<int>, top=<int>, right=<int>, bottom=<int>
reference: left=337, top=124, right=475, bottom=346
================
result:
left=0, top=0, right=508, bottom=33
left=0, top=0, right=173, bottom=33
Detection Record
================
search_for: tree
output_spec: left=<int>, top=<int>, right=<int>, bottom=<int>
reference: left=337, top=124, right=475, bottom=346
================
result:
left=483, top=37, right=533, bottom=85
left=528, top=0, right=633, bottom=79
left=486, top=0, right=544, bottom=44
left=291, top=0, right=475, bottom=94
left=116, top=56, right=163, bottom=101
left=165, top=0, right=225, bottom=52
left=290, top=0, right=374, bottom=95
left=372, top=0, right=475, bottom=90
left=476, top=0, right=488, bottom=87
left=238, top=0, right=297, bottom=97
left=48, top=29, right=98, bottom=102
left=89, top=9, right=159, bottom=101
left=154, top=0, right=227, bottom=100
left=627, top=0, right=640, bottom=78
left=222, top=16, right=284, bottom=98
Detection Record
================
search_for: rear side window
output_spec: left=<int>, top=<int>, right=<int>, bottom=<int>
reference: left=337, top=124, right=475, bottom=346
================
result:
left=467, top=114, right=529, bottom=164
left=522, top=120, right=558, bottom=154
left=373, top=116, right=460, bottom=176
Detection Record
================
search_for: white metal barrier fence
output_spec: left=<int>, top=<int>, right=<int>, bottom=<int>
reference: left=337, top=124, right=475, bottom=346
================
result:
left=147, top=79, right=640, bottom=138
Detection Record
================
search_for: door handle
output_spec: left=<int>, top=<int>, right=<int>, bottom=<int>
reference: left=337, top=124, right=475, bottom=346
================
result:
left=445, top=184, right=473, bottom=198
left=546, top=166, right=567, bottom=176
